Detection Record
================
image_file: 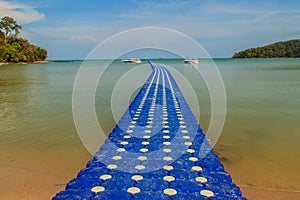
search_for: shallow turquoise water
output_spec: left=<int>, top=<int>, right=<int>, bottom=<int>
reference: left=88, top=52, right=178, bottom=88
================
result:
left=0, top=59, right=299, bottom=195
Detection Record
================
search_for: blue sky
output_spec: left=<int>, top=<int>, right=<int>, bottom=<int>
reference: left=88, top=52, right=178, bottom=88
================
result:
left=1, top=0, right=300, bottom=59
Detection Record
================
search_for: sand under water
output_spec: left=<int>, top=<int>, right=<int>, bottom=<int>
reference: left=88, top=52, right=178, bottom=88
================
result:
left=0, top=59, right=299, bottom=199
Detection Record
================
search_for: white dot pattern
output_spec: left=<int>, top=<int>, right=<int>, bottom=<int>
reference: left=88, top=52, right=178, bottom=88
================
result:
left=55, top=62, right=244, bottom=200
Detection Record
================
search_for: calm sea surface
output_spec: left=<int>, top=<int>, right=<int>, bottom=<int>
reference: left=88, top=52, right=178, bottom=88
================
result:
left=0, top=59, right=300, bottom=197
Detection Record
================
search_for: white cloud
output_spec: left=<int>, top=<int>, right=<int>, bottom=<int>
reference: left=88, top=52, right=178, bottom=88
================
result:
left=112, top=1, right=300, bottom=40
left=0, top=0, right=45, bottom=24
left=13, top=0, right=300, bottom=58
left=27, top=26, right=106, bottom=42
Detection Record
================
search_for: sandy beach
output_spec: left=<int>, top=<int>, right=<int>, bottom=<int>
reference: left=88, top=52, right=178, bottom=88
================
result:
left=241, top=186, right=300, bottom=200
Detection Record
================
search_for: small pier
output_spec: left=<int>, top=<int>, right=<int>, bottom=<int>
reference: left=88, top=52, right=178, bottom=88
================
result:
left=53, top=61, right=245, bottom=199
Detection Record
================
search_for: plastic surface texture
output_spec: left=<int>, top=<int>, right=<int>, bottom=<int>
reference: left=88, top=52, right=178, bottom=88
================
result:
left=53, top=61, right=246, bottom=200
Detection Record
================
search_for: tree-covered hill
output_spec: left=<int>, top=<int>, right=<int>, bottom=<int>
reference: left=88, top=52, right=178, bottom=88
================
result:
left=0, top=16, right=47, bottom=63
left=232, top=39, right=300, bottom=58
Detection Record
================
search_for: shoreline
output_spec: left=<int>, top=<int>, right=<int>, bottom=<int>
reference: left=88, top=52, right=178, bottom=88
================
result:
left=0, top=61, right=48, bottom=65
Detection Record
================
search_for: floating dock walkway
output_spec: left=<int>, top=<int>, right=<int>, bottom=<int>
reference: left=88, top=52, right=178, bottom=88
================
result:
left=54, top=61, right=245, bottom=199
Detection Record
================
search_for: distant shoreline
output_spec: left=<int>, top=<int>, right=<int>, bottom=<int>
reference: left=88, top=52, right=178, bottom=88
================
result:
left=0, top=61, right=48, bottom=65
left=46, top=57, right=300, bottom=62
left=2, top=58, right=300, bottom=65
left=232, top=39, right=300, bottom=58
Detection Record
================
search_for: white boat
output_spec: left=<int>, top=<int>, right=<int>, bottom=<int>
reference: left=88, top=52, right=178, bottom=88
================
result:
left=183, top=58, right=199, bottom=64
left=122, top=58, right=142, bottom=64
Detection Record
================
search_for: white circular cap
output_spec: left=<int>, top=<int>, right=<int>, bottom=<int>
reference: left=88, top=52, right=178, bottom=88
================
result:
left=117, top=148, right=125, bottom=152
left=120, top=141, right=129, bottom=145
left=140, top=148, right=148, bottom=153
left=184, top=142, right=192, bottom=146
left=164, top=188, right=177, bottom=196
left=142, top=141, right=150, bottom=145
left=163, top=156, right=173, bottom=161
left=138, top=156, right=147, bottom=161
left=163, top=165, right=174, bottom=171
left=163, top=148, right=172, bottom=153
left=189, top=157, right=199, bottom=162
left=107, top=164, right=117, bottom=170
left=191, top=166, right=203, bottom=172
left=127, top=187, right=141, bottom=195
left=163, top=176, right=175, bottom=182
left=91, top=186, right=105, bottom=193
left=112, top=156, right=122, bottom=160
left=100, top=174, right=112, bottom=180
left=163, top=142, right=171, bottom=146
left=195, top=177, right=207, bottom=183
left=135, top=165, right=145, bottom=170
left=131, top=175, right=143, bottom=181
left=183, top=136, right=190, bottom=139
left=186, top=149, right=195, bottom=153
left=200, top=190, right=214, bottom=197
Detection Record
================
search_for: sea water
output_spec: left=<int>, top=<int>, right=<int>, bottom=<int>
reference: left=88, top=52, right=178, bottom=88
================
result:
left=0, top=59, right=299, bottom=198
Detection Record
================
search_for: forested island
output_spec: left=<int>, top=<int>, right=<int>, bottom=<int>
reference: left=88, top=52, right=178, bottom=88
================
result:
left=0, top=16, right=47, bottom=63
left=232, top=39, right=300, bottom=58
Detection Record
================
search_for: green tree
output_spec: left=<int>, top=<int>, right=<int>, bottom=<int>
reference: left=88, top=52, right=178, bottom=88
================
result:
left=233, top=39, right=300, bottom=58
left=0, top=16, right=47, bottom=63
left=1, top=42, right=21, bottom=62
left=0, top=16, right=22, bottom=42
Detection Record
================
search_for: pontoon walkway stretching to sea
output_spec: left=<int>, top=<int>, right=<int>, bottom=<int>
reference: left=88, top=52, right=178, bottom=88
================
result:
left=53, top=61, right=245, bottom=200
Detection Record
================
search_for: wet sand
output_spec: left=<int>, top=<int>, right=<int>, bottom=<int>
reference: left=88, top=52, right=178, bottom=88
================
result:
left=0, top=166, right=65, bottom=200
left=240, top=186, right=300, bottom=200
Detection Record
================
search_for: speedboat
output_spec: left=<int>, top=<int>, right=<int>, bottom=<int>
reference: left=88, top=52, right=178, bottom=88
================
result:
left=122, top=58, right=142, bottom=64
left=183, top=58, right=199, bottom=64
